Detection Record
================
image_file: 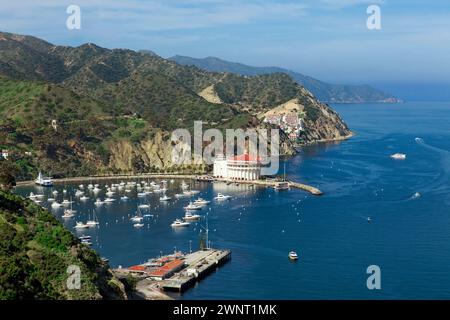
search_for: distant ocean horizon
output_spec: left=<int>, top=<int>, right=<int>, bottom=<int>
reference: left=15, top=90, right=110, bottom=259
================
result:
left=16, top=101, right=450, bottom=299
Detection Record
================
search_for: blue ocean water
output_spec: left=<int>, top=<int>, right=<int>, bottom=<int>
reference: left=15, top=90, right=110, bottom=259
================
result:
left=15, top=102, right=450, bottom=299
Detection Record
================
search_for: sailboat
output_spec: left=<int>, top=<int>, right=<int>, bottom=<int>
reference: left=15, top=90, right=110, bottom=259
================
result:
left=86, top=210, right=99, bottom=227
left=63, top=199, right=76, bottom=218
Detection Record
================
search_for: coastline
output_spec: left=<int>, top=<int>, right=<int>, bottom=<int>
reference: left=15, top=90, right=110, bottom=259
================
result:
left=17, top=173, right=323, bottom=195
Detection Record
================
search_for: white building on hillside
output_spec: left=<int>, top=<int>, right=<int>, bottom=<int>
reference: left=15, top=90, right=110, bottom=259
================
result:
left=213, top=154, right=261, bottom=181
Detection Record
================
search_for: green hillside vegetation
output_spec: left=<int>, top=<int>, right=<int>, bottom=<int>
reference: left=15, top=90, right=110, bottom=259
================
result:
left=0, top=31, right=351, bottom=179
left=0, top=190, right=127, bottom=299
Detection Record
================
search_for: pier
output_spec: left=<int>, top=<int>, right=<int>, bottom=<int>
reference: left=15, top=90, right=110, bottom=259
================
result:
left=114, top=249, right=231, bottom=299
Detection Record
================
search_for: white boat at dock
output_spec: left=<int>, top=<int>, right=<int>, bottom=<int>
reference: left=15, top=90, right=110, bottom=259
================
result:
left=35, top=172, right=53, bottom=186
left=121, top=196, right=129, bottom=201
left=80, top=195, right=90, bottom=201
left=274, top=181, right=290, bottom=191
left=104, top=197, right=116, bottom=203
left=95, top=199, right=104, bottom=206
left=138, top=204, right=150, bottom=209
left=133, top=223, right=145, bottom=228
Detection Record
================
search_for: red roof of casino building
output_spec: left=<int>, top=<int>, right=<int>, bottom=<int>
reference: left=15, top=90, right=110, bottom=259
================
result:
left=229, top=153, right=261, bottom=162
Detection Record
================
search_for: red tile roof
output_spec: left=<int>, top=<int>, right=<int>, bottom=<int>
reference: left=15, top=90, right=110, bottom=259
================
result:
left=230, top=153, right=261, bottom=162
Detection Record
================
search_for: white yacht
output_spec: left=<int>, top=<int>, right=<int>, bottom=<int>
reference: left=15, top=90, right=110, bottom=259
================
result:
left=104, top=198, right=115, bottom=203
left=175, top=193, right=187, bottom=198
left=74, top=222, right=89, bottom=229
left=94, top=199, right=104, bottom=206
left=75, top=190, right=84, bottom=197
left=106, top=190, right=115, bottom=197
left=131, top=216, right=144, bottom=223
left=194, top=198, right=211, bottom=206
left=35, top=172, right=53, bottom=186
left=133, top=223, right=144, bottom=228
left=138, top=204, right=150, bottom=209
left=391, top=153, right=407, bottom=160
left=86, top=220, right=99, bottom=227
left=184, top=202, right=202, bottom=211
left=51, top=201, right=62, bottom=208
left=28, top=192, right=38, bottom=199
left=62, top=210, right=75, bottom=219
left=288, top=251, right=299, bottom=261
left=137, top=192, right=147, bottom=197
left=80, top=195, right=90, bottom=201
left=120, top=196, right=129, bottom=201
left=170, top=219, right=190, bottom=228
left=47, top=198, right=55, bottom=202
left=160, top=194, right=172, bottom=202
left=214, top=193, right=232, bottom=201
left=61, top=199, right=72, bottom=206
left=183, top=212, right=201, bottom=221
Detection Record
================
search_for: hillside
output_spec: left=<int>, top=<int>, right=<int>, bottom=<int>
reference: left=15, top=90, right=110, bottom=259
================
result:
left=0, top=190, right=128, bottom=299
left=170, top=55, right=400, bottom=104
left=0, top=31, right=352, bottom=180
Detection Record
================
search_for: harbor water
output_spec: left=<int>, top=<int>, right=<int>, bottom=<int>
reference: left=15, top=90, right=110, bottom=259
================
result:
left=15, top=101, right=450, bottom=299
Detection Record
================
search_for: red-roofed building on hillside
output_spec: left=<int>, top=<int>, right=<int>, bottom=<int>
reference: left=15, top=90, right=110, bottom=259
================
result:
left=213, top=153, right=262, bottom=181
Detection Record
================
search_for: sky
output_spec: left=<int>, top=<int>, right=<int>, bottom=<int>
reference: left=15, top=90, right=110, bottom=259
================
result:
left=1, top=0, right=449, bottom=96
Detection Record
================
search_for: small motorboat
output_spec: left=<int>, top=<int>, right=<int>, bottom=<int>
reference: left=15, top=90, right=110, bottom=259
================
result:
left=160, top=195, right=172, bottom=202
left=79, top=235, right=91, bottom=241
left=137, top=192, right=147, bottom=197
left=61, top=199, right=72, bottom=206
left=130, top=216, right=144, bottom=223
left=183, top=212, right=201, bottom=221
left=121, top=196, right=129, bottom=201
left=288, top=251, right=299, bottom=261
left=80, top=195, right=90, bottom=201
left=184, top=202, right=203, bottom=211
left=171, top=219, right=190, bottom=228
left=138, top=204, right=150, bottom=209
left=214, top=193, right=231, bottom=201
left=133, top=223, right=144, bottom=228
left=391, top=153, right=406, bottom=160
left=175, top=193, right=187, bottom=198
left=86, top=220, right=99, bottom=227
left=104, top=198, right=116, bottom=203
left=28, top=192, right=38, bottom=199
left=194, top=198, right=211, bottom=206
left=47, top=198, right=55, bottom=202
left=74, top=222, right=89, bottom=229
left=62, top=210, right=75, bottom=218
left=51, top=201, right=62, bottom=208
